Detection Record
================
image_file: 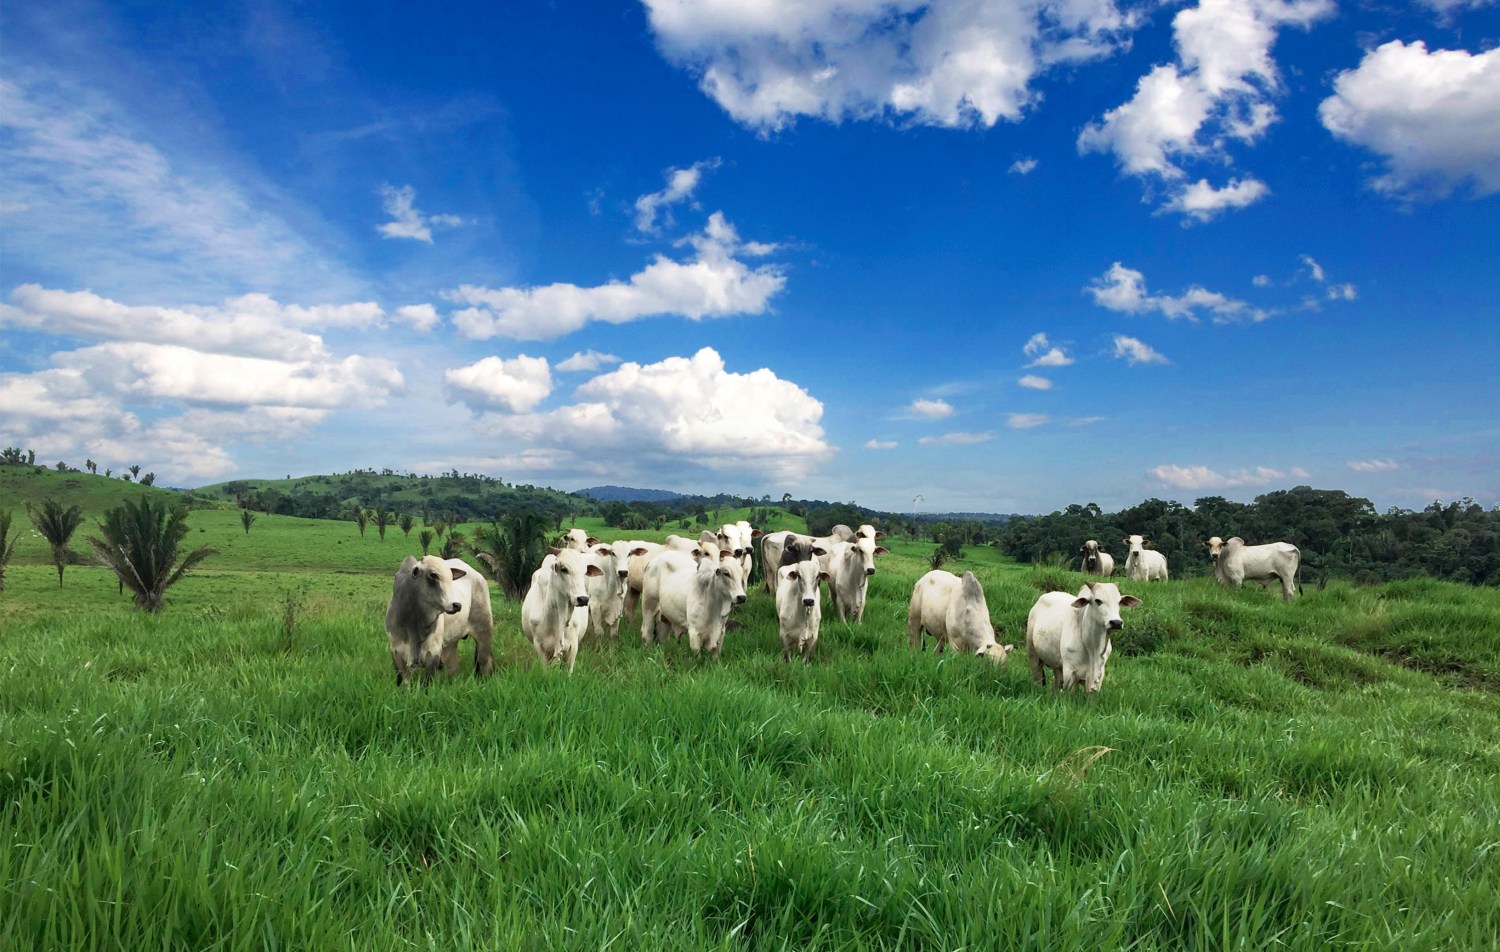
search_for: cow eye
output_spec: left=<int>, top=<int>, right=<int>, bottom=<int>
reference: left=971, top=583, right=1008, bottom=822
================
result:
left=1093, top=599, right=1102, bottom=605
left=557, top=566, right=568, bottom=574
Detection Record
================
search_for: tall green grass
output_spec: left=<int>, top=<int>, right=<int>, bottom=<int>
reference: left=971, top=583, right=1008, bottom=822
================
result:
left=3, top=525, right=1498, bottom=950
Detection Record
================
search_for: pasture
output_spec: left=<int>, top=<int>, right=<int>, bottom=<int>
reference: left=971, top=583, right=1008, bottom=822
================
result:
left=2, top=506, right=1498, bottom=950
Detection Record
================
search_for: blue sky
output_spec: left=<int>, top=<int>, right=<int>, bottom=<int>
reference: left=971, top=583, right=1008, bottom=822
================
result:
left=2, top=0, right=1497, bottom=514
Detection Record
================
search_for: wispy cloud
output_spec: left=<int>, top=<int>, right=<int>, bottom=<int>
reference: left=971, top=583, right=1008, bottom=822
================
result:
left=377, top=184, right=466, bottom=243
left=1007, top=413, right=1050, bottom=429
left=557, top=350, right=621, bottom=373
left=864, top=439, right=897, bottom=450
left=1018, top=374, right=1052, bottom=390
left=1089, top=263, right=1270, bottom=323
left=1009, top=157, right=1038, bottom=175
left=1023, top=332, right=1074, bottom=367
left=1348, top=458, right=1399, bottom=473
left=908, top=398, right=954, bottom=419
left=919, top=431, right=994, bottom=446
left=1111, top=334, right=1170, bottom=365
left=1151, top=463, right=1311, bottom=490
left=634, top=158, right=721, bottom=233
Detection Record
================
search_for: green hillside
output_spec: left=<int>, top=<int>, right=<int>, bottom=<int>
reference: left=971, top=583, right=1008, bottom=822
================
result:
left=2, top=500, right=1498, bottom=949
left=0, top=464, right=218, bottom=515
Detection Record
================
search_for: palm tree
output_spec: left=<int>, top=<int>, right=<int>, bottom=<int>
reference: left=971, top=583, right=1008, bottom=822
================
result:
left=432, top=519, right=448, bottom=540
left=88, top=496, right=217, bottom=613
left=85, top=459, right=97, bottom=474
left=128, top=464, right=141, bottom=480
left=470, top=510, right=551, bottom=600
left=355, top=508, right=369, bottom=538
left=399, top=513, right=415, bottom=538
left=419, top=529, right=434, bottom=555
left=0, top=510, right=20, bottom=593
left=240, top=510, right=257, bottom=534
left=27, top=498, right=84, bottom=588
left=374, top=507, right=392, bottom=541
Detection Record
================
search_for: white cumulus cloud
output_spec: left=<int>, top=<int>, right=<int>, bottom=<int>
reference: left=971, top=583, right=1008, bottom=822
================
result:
left=634, top=158, right=721, bottom=233
left=445, top=355, right=554, bottom=414
left=447, top=212, right=784, bottom=340
left=1088, top=263, right=1269, bottom=323
left=1018, top=374, right=1053, bottom=390
left=1023, top=332, right=1074, bottom=367
left=1009, top=157, right=1039, bottom=175
left=394, top=304, right=441, bottom=332
left=1112, top=334, right=1170, bottom=365
left=1078, top=0, right=1332, bottom=218
left=908, top=398, right=954, bottom=419
left=1320, top=41, right=1500, bottom=200
left=472, top=347, right=830, bottom=483
left=642, top=0, right=1138, bottom=132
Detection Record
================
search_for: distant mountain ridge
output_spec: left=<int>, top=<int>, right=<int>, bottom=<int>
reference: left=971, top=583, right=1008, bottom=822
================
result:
left=575, top=485, right=686, bottom=503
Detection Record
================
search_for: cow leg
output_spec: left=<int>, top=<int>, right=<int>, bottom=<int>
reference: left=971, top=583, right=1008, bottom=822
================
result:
left=472, top=623, right=494, bottom=678
left=623, top=587, right=640, bottom=622
left=441, top=643, right=460, bottom=676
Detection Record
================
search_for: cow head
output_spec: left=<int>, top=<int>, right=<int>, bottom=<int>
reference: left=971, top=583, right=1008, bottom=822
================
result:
left=547, top=546, right=602, bottom=607
left=856, top=523, right=886, bottom=542
left=848, top=536, right=890, bottom=576
left=406, top=554, right=468, bottom=617
left=1125, top=534, right=1148, bottom=556
left=1206, top=536, right=1225, bottom=563
left=780, top=559, right=827, bottom=609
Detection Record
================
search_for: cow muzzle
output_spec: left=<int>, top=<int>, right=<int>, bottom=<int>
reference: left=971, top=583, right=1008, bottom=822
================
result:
left=1107, top=619, right=1123, bottom=630
left=865, top=567, right=875, bottom=576
left=802, top=597, right=815, bottom=607
left=447, top=602, right=462, bottom=614
left=575, top=595, right=589, bottom=607
left=734, top=595, right=746, bottom=605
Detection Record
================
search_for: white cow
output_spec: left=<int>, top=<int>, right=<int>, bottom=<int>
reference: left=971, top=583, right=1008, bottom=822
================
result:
left=640, top=548, right=747, bottom=657
left=855, top=524, right=885, bottom=542
left=522, top=548, right=602, bottom=674
left=663, top=534, right=702, bottom=554
left=761, top=530, right=848, bottom=596
left=775, top=558, right=829, bottom=662
left=559, top=528, right=600, bottom=552
left=907, top=569, right=1012, bottom=663
left=1026, top=582, right=1140, bottom=693
left=385, top=555, right=494, bottom=686
left=1124, top=535, right=1169, bottom=582
left=584, top=543, right=630, bottom=638
left=1079, top=539, right=1115, bottom=577
left=735, top=520, right=760, bottom=581
left=1208, top=536, right=1302, bottom=601
left=620, top=541, right=663, bottom=622
left=826, top=536, right=889, bottom=623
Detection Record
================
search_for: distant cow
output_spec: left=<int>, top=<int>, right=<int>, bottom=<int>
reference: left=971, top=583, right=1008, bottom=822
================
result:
left=1026, top=581, right=1140, bottom=693
left=559, top=528, right=600, bottom=552
left=641, top=548, right=747, bottom=657
left=1124, top=535, right=1169, bottom=582
left=584, top=542, right=631, bottom=638
left=1080, top=540, right=1115, bottom=577
left=826, top=536, right=889, bottom=623
left=1208, top=536, right=1301, bottom=601
left=522, top=547, right=602, bottom=674
left=385, top=555, right=494, bottom=686
left=775, top=557, right=829, bottom=662
left=907, top=569, right=1012, bottom=663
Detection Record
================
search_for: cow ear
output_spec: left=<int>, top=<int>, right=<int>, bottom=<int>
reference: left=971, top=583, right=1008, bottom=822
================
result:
left=874, top=546, right=889, bottom=556
left=811, top=545, right=828, bottom=556
left=874, top=531, right=886, bottom=539
left=817, top=571, right=831, bottom=582
left=751, top=529, right=763, bottom=538
left=1072, top=596, right=1090, bottom=609
left=411, top=566, right=422, bottom=578
left=1120, top=595, right=1142, bottom=607
left=719, top=549, right=733, bottom=560
left=548, top=546, right=562, bottom=556
left=594, top=545, right=612, bottom=556
left=586, top=536, right=600, bottom=545
left=782, top=567, right=796, bottom=580
left=586, top=564, right=603, bottom=577
left=449, top=566, right=467, bottom=580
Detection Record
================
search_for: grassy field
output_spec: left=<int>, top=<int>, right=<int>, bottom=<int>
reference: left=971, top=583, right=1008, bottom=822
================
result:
left=2, top=503, right=1499, bottom=949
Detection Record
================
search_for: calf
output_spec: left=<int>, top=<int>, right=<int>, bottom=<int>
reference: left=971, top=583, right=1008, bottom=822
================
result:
left=1208, top=536, right=1301, bottom=600
left=826, top=536, right=889, bottom=623
left=385, top=555, right=495, bottom=686
left=907, top=569, right=1012, bottom=663
left=522, top=547, right=602, bottom=674
left=1124, top=535, right=1169, bottom=582
left=775, top=558, right=830, bottom=662
left=1080, top=539, right=1115, bottom=577
left=1026, top=582, right=1140, bottom=693
left=641, top=548, right=747, bottom=657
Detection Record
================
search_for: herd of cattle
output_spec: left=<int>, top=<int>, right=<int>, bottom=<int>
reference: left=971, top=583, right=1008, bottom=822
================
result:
left=384, top=522, right=1303, bottom=694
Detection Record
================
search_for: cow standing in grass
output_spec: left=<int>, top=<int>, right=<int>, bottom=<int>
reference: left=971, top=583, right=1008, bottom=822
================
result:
left=907, top=569, right=1013, bottom=663
left=1026, top=582, right=1140, bottom=693
left=1208, top=536, right=1301, bottom=601
left=385, top=555, right=494, bottom=686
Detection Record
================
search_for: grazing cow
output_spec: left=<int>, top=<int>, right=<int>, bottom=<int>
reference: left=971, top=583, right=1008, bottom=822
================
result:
left=385, top=555, right=495, bottom=686
left=907, top=569, right=1012, bottom=663
left=584, top=543, right=630, bottom=638
left=641, top=548, right=748, bottom=656
left=1080, top=540, right=1115, bottom=577
left=1026, top=582, right=1140, bottom=693
left=522, top=548, right=602, bottom=674
left=775, top=558, right=830, bottom=662
left=559, top=528, right=600, bottom=552
left=620, top=541, right=663, bottom=622
left=1124, top=535, right=1169, bottom=582
left=826, top=536, right=889, bottom=623
left=1208, top=536, right=1302, bottom=601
